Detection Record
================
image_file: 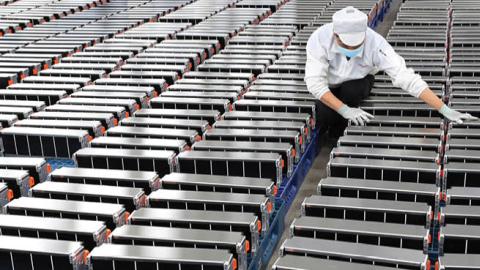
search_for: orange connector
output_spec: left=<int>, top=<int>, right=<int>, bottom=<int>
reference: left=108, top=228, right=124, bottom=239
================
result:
left=105, top=229, right=112, bottom=240
left=7, top=189, right=13, bottom=201
left=83, top=250, right=90, bottom=264
left=28, top=176, right=35, bottom=188
left=232, top=258, right=238, bottom=270
left=267, top=202, right=273, bottom=213
left=245, top=240, right=250, bottom=253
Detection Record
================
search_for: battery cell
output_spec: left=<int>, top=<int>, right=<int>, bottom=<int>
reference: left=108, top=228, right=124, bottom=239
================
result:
left=151, top=96, right=231, bottom=114
left=57, top=97, right=138, bottom=116
left=203, top=128, right=302, bottom=155
left=160, top=172, right=274, bottom=197
left=0, top=214, right=107, bottom=250
left=109, top=225, right=249, bottom=270
left=4, top=197, right=128, bottom=229
left=440, top=224, right=480, bottom=255
left=94, top=78, right=168, bottom=93
left=106, top=126, right=198, bottom=145
left=318, top=177, right=439, bottom=206
left=444, top=162, right=480, bottom=189
left=192, top=140, right=295, bottom=175
left=223, top=111, right=313, bottom=130
left=327, top=157, right=440, bottom=184
left=302, top=195, right=432, bottom=228
left=135, top=108, right=221, bottom=125
left=0, top=156, right=50, bottom=183
left=176, top=150, right=283, bottom=184
left=73, top=148, right=175, bottom=178
left=280, top=237, right=429, bottom=270
left=1, top=126, right=90, bottom=158
left=30, top=111, right=115, bottom=129
left=71, top=91, right=149, bottom=108
left=8, top=83, right=80, bottom=95
left=447, top=187, right=480, bottom=206
left=0, top=99, right=45, bottom=112
left=337, top=135, right=441, bottom=151
left=148, top=189, right=273, bottom=232
left=48, top=167, right=160, bottom=195
left=291, top=216, right=429, bottom=252
left=0, top=89, right=67, bottom=106
left=0, top=235, right=87, bottom=270
left=213, top=119, right=309, bottom=144
left=0, top=106, right=32, bottom=120
left=87, top=243, right=237, bottom=270
left=90, top=136, right=187, bottom=153
left=81, top=85, right=156, bottom=99
left=128, top=208, right=261, bottom=253
left=344, top=126, right=443, bottom=139
left=14, top=119, right=105, bottom=138
left=120, top=117, right=209, bottom=134
left=441, top=204, right=480, bottom=226
left=331, top=146, right=439, bottom=163
left=46, top=104, right=126, bottom=121
left=273, top=255, right=396, bottom=270
left=233, top=99, right=316, bottom=121
left=30, top=181, right=147, bottom=212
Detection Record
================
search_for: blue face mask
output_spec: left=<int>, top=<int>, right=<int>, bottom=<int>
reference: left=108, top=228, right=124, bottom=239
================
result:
left=337, top=44, right=364, bottom=58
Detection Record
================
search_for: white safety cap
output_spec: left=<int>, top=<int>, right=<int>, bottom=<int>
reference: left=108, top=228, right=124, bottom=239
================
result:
left=332, top=6, right=368, bottom=47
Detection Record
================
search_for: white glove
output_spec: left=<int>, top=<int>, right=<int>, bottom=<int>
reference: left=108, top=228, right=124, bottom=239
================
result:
left=337, top=104, right=374, bottom=126
left=439, top=105, right=478, bottom=124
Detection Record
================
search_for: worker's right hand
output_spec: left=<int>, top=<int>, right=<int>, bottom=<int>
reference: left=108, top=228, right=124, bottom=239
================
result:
left=337, top=104, right=374, bottom=126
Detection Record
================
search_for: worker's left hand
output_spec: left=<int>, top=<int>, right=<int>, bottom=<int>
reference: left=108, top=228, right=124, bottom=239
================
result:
left=439, top=105, right=478, bottom=124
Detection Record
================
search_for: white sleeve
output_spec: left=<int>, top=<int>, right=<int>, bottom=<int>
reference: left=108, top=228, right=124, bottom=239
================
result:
left=374, top=39, right=428, bottom=98
left=304, top=32, right=330, bottom=100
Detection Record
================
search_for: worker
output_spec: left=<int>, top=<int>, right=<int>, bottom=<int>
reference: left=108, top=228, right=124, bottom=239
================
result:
left=305, top=6, right=477, bottom=139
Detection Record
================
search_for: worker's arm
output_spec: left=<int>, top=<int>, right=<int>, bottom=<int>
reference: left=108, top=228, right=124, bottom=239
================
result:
left=374, top=39, right=477, bottom=123
left=320, top=91, right=344, bottom=111
left=417, top=87, right=443, bottom=110
left=304, top=33, right=331, bottom=101
left=305, top=32, right=373, bottom=125
left=418, top=87, right=478, bottom=123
